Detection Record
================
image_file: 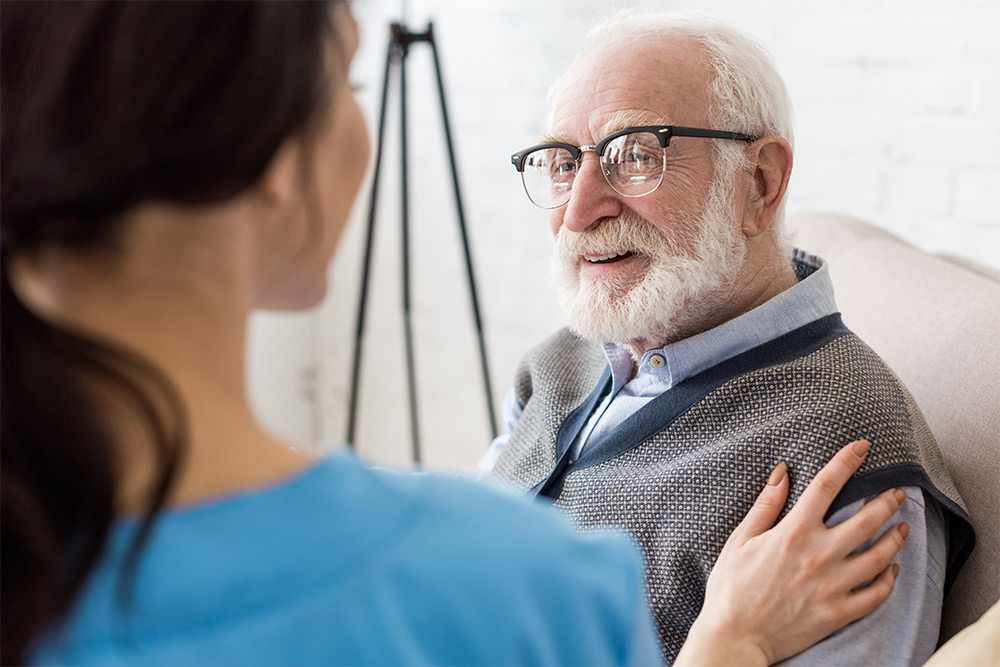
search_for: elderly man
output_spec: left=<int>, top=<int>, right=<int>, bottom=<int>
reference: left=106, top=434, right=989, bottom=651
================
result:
left=482, top=13, right=974, bottom=665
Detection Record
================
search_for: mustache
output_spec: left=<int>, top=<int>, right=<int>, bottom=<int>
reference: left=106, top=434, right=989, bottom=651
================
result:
left=555, top=210, right=692, bottom=259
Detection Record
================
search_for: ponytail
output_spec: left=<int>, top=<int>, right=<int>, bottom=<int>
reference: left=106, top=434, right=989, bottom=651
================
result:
left=0, top=257, right=185, bottom=664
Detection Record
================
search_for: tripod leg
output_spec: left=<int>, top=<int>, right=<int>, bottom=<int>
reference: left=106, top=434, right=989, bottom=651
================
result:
left=427, top=26, right=499, bottom=438
left=399, top=41, right=422, bottom=463
left=346, top=36, right=395, bottom=448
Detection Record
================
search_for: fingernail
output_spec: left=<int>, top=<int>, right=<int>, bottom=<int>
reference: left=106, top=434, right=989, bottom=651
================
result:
left=898, top=523, right=910, bottom=540
left=852, top=440, right=871, bottom=457
left=892, top=563, right=900, bottom=579
left=894, top=488, right=907, bottom=505
left=768, top=463, right=787, bottom=486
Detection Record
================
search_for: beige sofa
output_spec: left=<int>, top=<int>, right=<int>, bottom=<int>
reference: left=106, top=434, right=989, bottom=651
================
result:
left=791, top=212, right=1000, bottom=650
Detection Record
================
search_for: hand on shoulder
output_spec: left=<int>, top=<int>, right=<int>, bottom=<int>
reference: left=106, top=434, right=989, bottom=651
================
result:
left=677, top=440, right=909, bottom=666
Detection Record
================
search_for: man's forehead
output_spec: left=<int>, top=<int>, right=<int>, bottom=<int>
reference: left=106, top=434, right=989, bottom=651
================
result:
left=546, top=34, right=710, bottom=143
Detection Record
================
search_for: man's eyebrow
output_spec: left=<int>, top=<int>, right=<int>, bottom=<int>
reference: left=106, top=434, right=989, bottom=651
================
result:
left=538, top=130, right=572, bottom=145
left=598, top=111, right=671, bottom=139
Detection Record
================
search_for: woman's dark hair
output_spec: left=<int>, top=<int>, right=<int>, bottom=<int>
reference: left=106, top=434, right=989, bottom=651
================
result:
left=1, top=2, right=342, bottom=662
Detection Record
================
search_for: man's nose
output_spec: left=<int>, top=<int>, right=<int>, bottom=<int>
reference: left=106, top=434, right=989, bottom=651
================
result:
left=558, top=153, right=623, bottom=234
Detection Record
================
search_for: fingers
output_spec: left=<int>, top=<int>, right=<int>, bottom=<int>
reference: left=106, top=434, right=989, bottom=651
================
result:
left=838, top=562, right=900, bottom=627
left=842, top=521, right=910, bottom=588
left=789, top=440, right=870, bottom=522
left=728, top=463, right=789, bottom=543
left=830, top=487, right=908, bottom=555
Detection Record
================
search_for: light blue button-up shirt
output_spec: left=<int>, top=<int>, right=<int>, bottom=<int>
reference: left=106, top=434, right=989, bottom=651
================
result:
left=481, top=249, right=948, bottom=666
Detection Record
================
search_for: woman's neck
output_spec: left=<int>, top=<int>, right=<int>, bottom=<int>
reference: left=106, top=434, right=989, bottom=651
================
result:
left=8, top=203, right=317, bottom=512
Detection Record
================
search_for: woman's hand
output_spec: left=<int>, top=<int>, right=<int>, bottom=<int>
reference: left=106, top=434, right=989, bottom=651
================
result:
left=676, top=440, right=909, bottom=666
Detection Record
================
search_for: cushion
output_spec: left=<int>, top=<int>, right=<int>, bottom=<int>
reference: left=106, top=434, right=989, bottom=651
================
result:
left=923, top=600, right=1000, bottom=667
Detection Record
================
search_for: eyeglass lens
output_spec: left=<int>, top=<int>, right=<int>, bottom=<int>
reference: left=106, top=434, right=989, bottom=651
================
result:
left=520, top=131, right=666, bottom=209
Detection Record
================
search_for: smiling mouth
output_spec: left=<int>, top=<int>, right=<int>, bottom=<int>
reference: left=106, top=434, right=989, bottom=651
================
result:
left=584, top=250, right=635, bottom=264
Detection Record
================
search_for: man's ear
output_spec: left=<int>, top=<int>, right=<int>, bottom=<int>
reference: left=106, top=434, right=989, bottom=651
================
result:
left=742, top=136, right=793, bottom=237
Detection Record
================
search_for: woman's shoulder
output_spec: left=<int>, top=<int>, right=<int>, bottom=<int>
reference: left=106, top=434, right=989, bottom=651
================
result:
left=35, top=450, right=658, bottom=666
left=308, top=451, right=656, bottom=662
left=316, top=449, right=643, bottom=577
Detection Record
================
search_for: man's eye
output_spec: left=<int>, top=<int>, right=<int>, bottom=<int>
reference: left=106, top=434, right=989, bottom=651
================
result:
left=548, top=158, right=576, bottom=179
left=624, top=151, right=654, bottom=162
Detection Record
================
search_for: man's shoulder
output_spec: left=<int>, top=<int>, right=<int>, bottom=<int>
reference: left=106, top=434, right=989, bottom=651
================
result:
left=765, top=328, right=915, bottom=407
left=689, top=327, right=963, bottom=518
left=702, top=314, right=898, bottom=396
left=702, top=328, right=926, bottom=450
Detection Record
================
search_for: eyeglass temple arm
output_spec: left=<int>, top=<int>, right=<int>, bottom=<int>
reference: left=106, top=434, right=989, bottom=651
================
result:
left=669, top=126, right=758, bottom=143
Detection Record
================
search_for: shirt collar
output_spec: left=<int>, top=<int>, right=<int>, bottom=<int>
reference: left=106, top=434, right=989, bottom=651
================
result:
left=602, top=249, right=837, bottom=393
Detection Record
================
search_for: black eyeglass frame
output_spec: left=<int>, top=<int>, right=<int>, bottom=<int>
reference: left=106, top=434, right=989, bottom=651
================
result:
left=511, top=125, right=758, bottom=171
left=511, top=125, right=758, bottom=208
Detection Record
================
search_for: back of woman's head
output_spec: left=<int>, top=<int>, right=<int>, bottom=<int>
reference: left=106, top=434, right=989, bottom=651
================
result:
left=1, top=2, right=340, bottom=662
left=2, top=0, right=338, bottom=247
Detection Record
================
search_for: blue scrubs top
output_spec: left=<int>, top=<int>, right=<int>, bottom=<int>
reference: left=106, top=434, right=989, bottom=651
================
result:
left=32, top=450, right=661, bottom=665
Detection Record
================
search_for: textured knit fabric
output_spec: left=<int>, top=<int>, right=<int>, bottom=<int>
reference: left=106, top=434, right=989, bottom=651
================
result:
left=490, top=315, right=974, bottom=662
left=31, top=451, right=662, bottom=666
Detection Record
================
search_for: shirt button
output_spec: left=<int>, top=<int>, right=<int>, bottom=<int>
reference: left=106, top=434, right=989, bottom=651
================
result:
left=650, top=354, right=666, bottom=369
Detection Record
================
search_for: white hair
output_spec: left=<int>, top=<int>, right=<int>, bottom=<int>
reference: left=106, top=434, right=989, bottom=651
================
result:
left=548, top=10, right=795, bottom=234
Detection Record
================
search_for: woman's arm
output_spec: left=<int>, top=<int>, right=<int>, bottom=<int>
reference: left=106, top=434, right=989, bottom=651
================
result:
left=676, top=440, right=909, bottom=666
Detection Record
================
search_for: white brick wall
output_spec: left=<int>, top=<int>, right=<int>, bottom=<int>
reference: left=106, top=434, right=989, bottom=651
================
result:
left=316, top=0, right=1000, bottom=472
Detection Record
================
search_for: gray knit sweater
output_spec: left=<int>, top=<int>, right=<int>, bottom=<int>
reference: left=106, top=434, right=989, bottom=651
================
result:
left=490, top=314, right=974, bottom=662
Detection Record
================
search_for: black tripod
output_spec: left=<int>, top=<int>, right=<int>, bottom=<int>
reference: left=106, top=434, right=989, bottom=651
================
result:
left=346, top=22, right=498, bottom=464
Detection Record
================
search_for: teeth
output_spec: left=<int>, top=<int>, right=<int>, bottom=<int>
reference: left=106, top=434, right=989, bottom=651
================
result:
left=585, top=250, right=630, bottom=263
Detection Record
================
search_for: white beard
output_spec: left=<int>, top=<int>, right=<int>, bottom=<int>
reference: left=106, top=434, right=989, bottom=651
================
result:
left=551, top=175, right=748, bottom=348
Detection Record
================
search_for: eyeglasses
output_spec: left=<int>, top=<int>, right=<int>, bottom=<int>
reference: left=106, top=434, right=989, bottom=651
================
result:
left=510, top=125, right=757, bottom=209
